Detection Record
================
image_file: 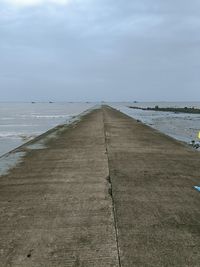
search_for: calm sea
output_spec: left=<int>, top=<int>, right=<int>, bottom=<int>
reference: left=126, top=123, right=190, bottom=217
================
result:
left=0, top=102, right=95, bottom=157
left=0, top=102, right=200, bottom=157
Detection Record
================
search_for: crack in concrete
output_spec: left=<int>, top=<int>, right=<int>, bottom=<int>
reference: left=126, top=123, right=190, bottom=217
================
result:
left=102, top=106, right=122, bottom=267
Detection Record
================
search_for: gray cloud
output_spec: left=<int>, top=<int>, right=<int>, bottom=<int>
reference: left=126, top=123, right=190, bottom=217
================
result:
left=0, top=0, right=200, bottom=101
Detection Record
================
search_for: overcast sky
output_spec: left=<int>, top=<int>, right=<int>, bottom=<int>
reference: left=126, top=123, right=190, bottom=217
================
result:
left=0, top=0, right=200, bottom=102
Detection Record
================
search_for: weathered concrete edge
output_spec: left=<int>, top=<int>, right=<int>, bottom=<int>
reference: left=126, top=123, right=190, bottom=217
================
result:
left=1, top=104, right=196, bottom=178
left=102, top=105, right=200, bottom=266
left=104, top=105, right=197, bottom=153
left=0, top=105, right=100, bottom=177
left=1, top=105, right=101, bottom=158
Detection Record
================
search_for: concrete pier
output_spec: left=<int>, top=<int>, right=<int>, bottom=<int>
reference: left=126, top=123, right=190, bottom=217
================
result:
left=0, top=106, right=200, bottom=266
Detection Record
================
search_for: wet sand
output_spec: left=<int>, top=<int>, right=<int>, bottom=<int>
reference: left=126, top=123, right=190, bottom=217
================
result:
left=0, top=106, right=200, bottom=266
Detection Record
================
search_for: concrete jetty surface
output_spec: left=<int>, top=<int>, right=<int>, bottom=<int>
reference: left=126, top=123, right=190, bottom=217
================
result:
left=0, top=106, right=200, bottom=266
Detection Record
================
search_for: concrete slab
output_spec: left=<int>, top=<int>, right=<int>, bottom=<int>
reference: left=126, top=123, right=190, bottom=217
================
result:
left=1, top=105, right=200, bottom=266
left=103, top=106, right=200, bottom=267
left=0, top=108, right=119, bottom=267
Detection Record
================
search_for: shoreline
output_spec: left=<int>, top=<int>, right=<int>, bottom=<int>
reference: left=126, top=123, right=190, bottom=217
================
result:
left=111, top=104, right=200, bottom=147
left=0, top=106, right=99, bottom=176
left=129, top=105, right=200, bottom=114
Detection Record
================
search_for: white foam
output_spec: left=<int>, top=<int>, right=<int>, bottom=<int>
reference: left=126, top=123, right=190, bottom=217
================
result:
left=30, top=114, right=72, bottom=119
left=0, top=132, right=22, bottom=138
left=0, top=102, right=96, bottom=156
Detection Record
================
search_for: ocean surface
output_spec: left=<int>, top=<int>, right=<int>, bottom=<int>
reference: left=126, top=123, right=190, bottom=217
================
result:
left=111, top=102, right=200, bottom=145
left=0, top=102, right=95, bottom=157
left=0, top=101, right=200, bottom=157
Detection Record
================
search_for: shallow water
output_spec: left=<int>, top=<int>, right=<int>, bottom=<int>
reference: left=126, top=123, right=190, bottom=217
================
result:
left=1, top=101, right=200, bottom=157
left=111, top=102, right=200, bottom=144
left=0, top=102, right=95, bottom=157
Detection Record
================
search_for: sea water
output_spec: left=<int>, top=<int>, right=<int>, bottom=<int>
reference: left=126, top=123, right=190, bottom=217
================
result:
left=1, top=102, right=200, bottom=157
left=0, top=102, right=95, bottom=157
left=111, top=102, right=200, bottom=144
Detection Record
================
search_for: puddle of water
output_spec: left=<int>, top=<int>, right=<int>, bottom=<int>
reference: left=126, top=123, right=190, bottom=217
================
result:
left=0, top=152, right=26, bottom=176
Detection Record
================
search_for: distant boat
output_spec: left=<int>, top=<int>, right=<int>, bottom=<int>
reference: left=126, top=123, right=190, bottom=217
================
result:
left=49, top=101, right=54, bottom=104
left=31, top=102, right=36, bottom=104
left=133, top=101, right=138, bottom=103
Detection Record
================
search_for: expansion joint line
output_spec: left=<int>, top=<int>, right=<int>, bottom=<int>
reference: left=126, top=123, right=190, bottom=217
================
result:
left=102, top=107, right=122, bottom=267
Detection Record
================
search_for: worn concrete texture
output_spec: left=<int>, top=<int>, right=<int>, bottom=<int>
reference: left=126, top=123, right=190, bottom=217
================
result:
left=103, top=106, right=200, bottom=267
left=0, top=105, right=200, bottom=267
left=0, top=108, right=119, bottom=267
